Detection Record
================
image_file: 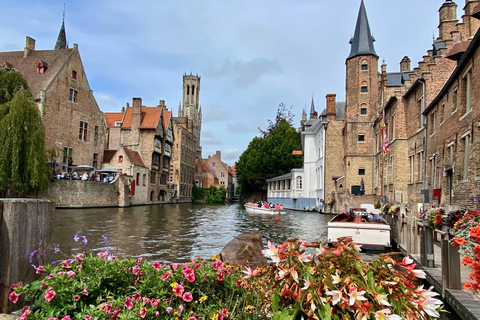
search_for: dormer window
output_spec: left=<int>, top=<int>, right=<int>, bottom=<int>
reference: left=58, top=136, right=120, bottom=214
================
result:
left=71, top=70, right=77, bottom=80
left=37, top=61, right=47, bottom=74
left=119, top=155, right=123, bottom=163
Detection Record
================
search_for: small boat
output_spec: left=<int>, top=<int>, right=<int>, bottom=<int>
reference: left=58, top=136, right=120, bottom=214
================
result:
left=327, top=208, right=391, bottom=250
left=244, top=203, right=286, bottom=214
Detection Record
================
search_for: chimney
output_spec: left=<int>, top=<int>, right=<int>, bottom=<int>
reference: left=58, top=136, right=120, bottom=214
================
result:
left=438, top=0, right=458, bottom=40
left=159, top=100, right=165, bottom=107
left=326, top=94, right=336, bottom=120
left=131, top=98, right=142, bottom=130
left=24, top=36, right=35, bottom=58
left=216, top=150, right=221, bottom=159
left=400, top=56, right=411, bottom=72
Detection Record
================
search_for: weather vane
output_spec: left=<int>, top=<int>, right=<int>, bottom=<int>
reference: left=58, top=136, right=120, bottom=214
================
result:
left=62, top=3, right=66, bottom=22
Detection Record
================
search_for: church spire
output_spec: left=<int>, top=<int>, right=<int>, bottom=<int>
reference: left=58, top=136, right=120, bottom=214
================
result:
left=347, top=0, right=377, bottom=59
left=310, top=96, right=315, bottom=118
left=55, top=5, right=67, bottom=50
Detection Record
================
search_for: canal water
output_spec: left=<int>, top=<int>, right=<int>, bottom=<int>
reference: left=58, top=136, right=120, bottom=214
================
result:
left=54, top=203, right=331, bottom=262
left=54, top=202, right=458, bottom=319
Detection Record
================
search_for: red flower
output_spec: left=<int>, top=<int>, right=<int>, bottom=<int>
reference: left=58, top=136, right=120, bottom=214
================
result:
left=140, top=307, right=147, bottom=318
left=124, top=297, right=133, bottom=309
left=463, top=256, right=475, bottom=267
left=44, top=288, right=56, bottom=301
left=182, top=292, right=193, bottom=302
left=453, top=237, right=468, bottom=246
left=152, top=261, right=161, bottom=270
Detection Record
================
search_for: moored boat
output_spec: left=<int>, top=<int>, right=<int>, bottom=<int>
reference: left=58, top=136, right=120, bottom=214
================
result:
left=327, top=208, right=391, bottom=250
left=244, top=202, right=286, bottom=214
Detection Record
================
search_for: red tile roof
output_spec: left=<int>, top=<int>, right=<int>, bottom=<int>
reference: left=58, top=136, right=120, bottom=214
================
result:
left=124, top=148, right=146, bottom=167
left=446, top=40, right=471, bottom=61
left=103, top=150, right=116, bottom=163
left=163, top=110, right=172, bottom=130
left=121, top=106, right=162, bottom=129
left=104, top=112, right=124, bottom=128
left=0, top=48, right=73, bottom=98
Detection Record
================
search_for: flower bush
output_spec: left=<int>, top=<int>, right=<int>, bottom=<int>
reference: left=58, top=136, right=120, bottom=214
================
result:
left=10, top=237, right=263, bottom=320
left=388, top=203, right=400, bottom=215
left=451, top=210, right=480, bottom=292
left=10, top=236, right=445, bottom=319
left=420, top=207, right=446, bottom=230
left=253, top=238, right=443, bottom=319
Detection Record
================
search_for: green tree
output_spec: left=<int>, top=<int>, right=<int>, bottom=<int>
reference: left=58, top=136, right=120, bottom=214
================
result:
left=236, top=105, right=303, bottom=198
left=0, top=69, right=51, bottom=196
left=205, top=185, right=227, bottom=204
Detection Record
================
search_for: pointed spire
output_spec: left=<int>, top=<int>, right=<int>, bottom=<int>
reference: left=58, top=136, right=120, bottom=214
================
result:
left=310, top=96, right=315, bottom=118
left=178, top=102, right=182, bottom=117
left=347, top=0, right=377, bottom=59
left=55, top=4, right=67, bottom=50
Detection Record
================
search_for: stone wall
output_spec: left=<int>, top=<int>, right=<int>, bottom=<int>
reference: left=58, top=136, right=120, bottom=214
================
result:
left=0, top=199, right=55, bottom=313
left=41, top=179, right=123, bottom=208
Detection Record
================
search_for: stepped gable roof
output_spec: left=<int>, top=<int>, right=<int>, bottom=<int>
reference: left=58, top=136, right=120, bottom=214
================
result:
left=121, top=106, right=162, bottom=129
left=104, top=112, right=124, bottom=128
left=446, top=40, right=471, bottom=61
left=124, top=148, right=146, bottom=167
left=0, top=48, right=73, bottom=98
left=348, top=0, right=377, bottom=59
left=426, top=25, right=480, bottom=113
left=473, top=3, right=480, bottom=19
left=103, top=150, right=117, bottom=163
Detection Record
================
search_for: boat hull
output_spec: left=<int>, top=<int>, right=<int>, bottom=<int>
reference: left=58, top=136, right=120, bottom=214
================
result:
left=327, top=212, right=391, bottom=250
left=244, top=205, right=286, bottom=214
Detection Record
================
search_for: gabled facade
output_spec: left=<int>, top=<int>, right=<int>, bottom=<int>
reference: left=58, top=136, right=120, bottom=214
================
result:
left=0, top=32, right=106, bottom=171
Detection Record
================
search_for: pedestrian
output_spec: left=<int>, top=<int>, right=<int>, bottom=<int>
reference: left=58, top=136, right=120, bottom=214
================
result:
left=318, top=199, right=324, bottom=214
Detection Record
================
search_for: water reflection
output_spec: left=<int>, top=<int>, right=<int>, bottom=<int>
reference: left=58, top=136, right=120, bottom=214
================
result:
left=54, top=203, right=330, bottom=263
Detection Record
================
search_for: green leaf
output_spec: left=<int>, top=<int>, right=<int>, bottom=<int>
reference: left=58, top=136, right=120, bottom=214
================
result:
left=271, top=291, right=280, bottom=313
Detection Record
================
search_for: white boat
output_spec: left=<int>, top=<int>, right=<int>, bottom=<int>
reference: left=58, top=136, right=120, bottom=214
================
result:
left=244, top=203, right=286, bottom=214
left=327, top=208, right=391, bottom=250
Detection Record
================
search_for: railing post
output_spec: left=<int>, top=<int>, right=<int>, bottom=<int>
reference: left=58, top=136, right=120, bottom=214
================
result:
left=425, top=226, right=435, bottom=268
left=441, top=234, right=449, bottom=298
left=412, top=218, right=419, bottom=254
left=420, top=223, right=427, bottom=266
left=447, top=233, right=462, bottom=289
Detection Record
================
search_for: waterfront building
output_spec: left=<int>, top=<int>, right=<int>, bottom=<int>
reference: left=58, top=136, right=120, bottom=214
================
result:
left=0, top=21, right=105, bottom=171
left=103, top=98, right=171, bottom=203
left=171, top=116, right=196, bottom=202
left=102, top=145, right=149, bottom=205
left=323, top=0, right=480, bottom=215
left=199, top=151, right=234, bottom=200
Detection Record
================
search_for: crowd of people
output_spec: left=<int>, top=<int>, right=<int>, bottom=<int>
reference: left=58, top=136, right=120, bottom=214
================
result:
left=55, top=171, right=115, bottom=182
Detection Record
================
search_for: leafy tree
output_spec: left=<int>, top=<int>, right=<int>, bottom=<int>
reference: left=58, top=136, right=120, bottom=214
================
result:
left=0, top=69, right=51, bottom=196
left=236, top=105, right=303, bottom=198
left=258, top=102, right=295, bottom=138
left=206, top=185, right=227, bottom=204
left=192, top=182, right=205, bottom=203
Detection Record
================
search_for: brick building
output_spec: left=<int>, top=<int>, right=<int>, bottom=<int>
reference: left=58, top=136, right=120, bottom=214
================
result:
left=0, top=21, right=105, bottom=171
left=104, top=98, right=172, bottom=203
left=199, top=151, right=234, bottom=200
left=324, top=0, right=480, bottom=214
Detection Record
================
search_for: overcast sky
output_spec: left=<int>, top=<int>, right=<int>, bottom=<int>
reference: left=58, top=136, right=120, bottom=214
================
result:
left=1, top=0, right=450, bottom=165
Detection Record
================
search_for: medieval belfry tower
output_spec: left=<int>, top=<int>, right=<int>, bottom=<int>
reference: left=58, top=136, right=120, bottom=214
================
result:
left=343, top=0, right=379, bottom=193
left=179, top=73, right=202, bottom=158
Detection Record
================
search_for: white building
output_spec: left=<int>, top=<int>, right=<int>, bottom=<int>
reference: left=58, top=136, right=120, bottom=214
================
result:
left=267, top=99, right=327, bottom=210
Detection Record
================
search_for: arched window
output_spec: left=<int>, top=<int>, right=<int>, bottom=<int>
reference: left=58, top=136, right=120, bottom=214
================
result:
left=361, top=81, right=368, bottom=93
left=187, top=85, right=190, bottom=95
left=119, top=155, right=123, bottom=163
left=192, top=85, right=195, bottom=95
left=296, top=176, right=303, bottom=189
left=361, top=59, right=368, bottom=71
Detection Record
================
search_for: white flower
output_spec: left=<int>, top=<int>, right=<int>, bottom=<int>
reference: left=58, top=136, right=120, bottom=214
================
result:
left=420, top=297, right=443, bottom=318
left=375, top=294, right=391, bottom=306
left=332, top=271, right=341, bottom=285
left=402, top=256, right=414, bottom=265
left=375, top=309, right=402, bottom=320
left=325, top=290, right=342, bottom=305
left=412, top=269, right=426, bottom=279
left=348, top=287, right=367, bottom=306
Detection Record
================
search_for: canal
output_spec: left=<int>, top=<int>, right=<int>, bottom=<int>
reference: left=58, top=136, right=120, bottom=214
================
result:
left=54, top=203, right=330, bottom=262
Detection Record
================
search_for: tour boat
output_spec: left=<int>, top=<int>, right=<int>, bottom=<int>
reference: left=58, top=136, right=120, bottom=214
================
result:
left=327, top=208, right=391, bottom=250
left=244, top=203, right=286, bottom=214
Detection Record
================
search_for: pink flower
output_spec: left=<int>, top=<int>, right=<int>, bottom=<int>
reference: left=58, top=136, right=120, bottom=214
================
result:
left=142, top=297, right=150, bottom=305
left=132, top=292, right=141, bottom=301
left=48, top=318, right=58, bottom=320
left=182, top=292, right=193, bottom=302
left=140, top=307, right=147, bottom=318
left=74, top=295, right=81, bottom=301
left=45, top=288, right=56, bottom=301
left=36, top=265, right=46, bottom=275
left=185, top=273, right=195, bottom=282
left=161, top=271, right=172, bottom=280
left=124, top=297, right=133, bottom=309
left=132, top=265, right=140, bottom=275
left=188, top=317, right=197, bottom=320
left=61, top=260, right=72, bottom=269
left=61, top=316, right=71, bottom=320
left=75, top=253, right=83, bottom=262
left=136, top=257, right=143, bottom=264
left=183, top=267, right=194, bottom=275
left=81, top=288, right=89, bottom=296
left=85, top=316, right=93, bottom=320
left=217, top=272, right=225, bottom=281
left=212, top=260, right=224, bottom=271
left=166, top=307, right=173, bottom=314
left=171, top=263, right=180, bottom=270
left=178, top=305, right=184, bottom=316
left=111, top=307, right=121, bottom=318
left=97, top=252, right=107, bottom=258
left=152, top=261, right=161, bottom=269
left=173, top=284, right=184, bottom=296
left=66, top=271, right=76, bottom=278
left=155, top=311, right=159, bottom=318
left=8, top=292, right=18, bottom=303
left=151, top=298, right=160, bottom=307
